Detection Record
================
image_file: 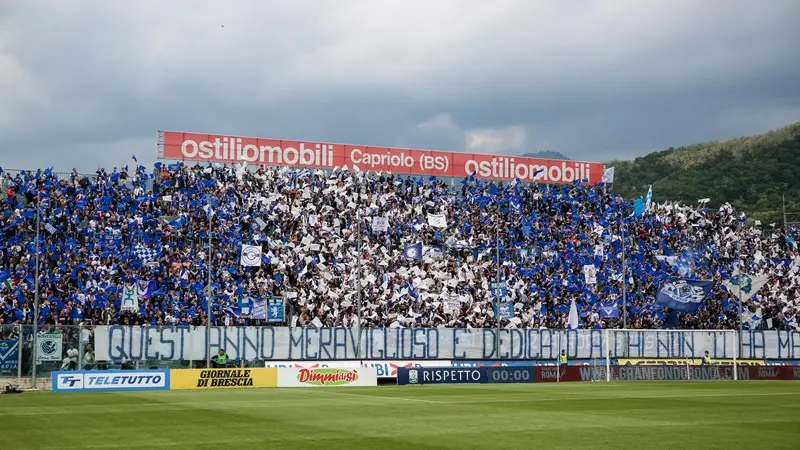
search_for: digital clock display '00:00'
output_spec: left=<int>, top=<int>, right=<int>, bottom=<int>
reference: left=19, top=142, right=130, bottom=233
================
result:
left=486, top=367, right=535, bottom=384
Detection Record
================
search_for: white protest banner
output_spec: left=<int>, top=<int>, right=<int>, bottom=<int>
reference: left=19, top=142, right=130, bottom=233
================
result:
left=427, top=214, right=447, bottom=228
left=372, top=216, right=389, bottom=233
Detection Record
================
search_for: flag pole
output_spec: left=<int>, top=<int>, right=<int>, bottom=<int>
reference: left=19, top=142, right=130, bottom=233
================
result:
left=206, top=212, right=213, bottom=369
left=737, top=242, right=744, bottom=356
left=356, top=204, right=363, bottom=360
left=495, top=225, right=501, bottom=359
left=32, top=193, right=41, bottom=386
left=620, top=216, right=627, bottom=329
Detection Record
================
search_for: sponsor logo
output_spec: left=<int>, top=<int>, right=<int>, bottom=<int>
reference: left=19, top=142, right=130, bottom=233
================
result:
left=57, top=374, right=84, bottom=389
left=196, top=369, right=254, bottom=388
left=794, top=367, right=800, bottom=379
left=297, top=368, right=360, bottom=386
left=85, top=374, right=164, bottom=388
left=409, top=369, right=419, bottom=384
left=162, top=131, right=602, bottom=184
left=421, top=369, right=483, bottom=383
left=539, top=366, right=566, bottom=380
left=612, top=366, right=733, bottom=381
left=757, top=367, right=780, bottom=379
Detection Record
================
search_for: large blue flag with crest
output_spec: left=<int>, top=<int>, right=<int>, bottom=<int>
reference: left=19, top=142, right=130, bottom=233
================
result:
left=598, top=301, right=619, bottom=319
left=655, top=278, right=715, bottom=313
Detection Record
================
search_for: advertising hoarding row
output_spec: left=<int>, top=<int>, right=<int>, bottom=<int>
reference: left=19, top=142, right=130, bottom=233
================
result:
left=160, top=131, right=604, bottom=184
left=52, top=367, right=379, bottom=391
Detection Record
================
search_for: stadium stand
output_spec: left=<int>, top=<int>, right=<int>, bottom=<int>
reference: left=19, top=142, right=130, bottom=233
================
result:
left=0, top=163, right=798, bottom=331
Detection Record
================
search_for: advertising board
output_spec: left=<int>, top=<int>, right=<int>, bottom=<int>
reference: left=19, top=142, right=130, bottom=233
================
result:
left=0, top=340, right=19, bottom=375
left=612, top=366, right=734, bottom=381
left=160, top=131, right=603, bottom=184
left=169, top=368, right=277, bottom=390
left=747, top=366, right=800, bottom=380
left=51, top=370, right=170, bottom=392
left=264, top=360, right=452, bottom=378
left=535, top=366, right=586, bottom=383
left=397, top=367, right=489, bottom=385
left=276, top=368, right=378, bottom=387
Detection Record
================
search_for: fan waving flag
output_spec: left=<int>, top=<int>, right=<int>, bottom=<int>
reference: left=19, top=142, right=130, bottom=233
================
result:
left=655, top=278, right=715, bottom=313
left=133, top=243, right=160, bottom=263
left=427, top=213, right=447, bottom=229
left=120, top=284, right=139, bottom=312
left=240, top=244, right=262, bottom=267
left=372, top=216, right=389, bottom=233
left=598, top=301, right=620, bottom=319
left=567, top=298, right=579, bottom=329
left=403, top=242, right=423, bottom=259
left=602, top=166, right=615, bottom=184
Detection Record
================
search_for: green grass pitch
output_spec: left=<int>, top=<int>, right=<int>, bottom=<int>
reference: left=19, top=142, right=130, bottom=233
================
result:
left=1, top=382, right=799, bottom=449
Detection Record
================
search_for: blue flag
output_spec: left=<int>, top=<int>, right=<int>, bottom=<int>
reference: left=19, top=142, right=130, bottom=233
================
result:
left=598, top=301, right=619, bottom=319
left=655, top=278, right=715, bottom=313
left=403, top=242, right=423, bottom=260
left=633, top=198, right=645, bottom=218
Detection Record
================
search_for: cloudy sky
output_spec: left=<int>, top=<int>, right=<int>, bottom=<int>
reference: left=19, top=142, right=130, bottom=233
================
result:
left=1, top=0, right=799, bottom=172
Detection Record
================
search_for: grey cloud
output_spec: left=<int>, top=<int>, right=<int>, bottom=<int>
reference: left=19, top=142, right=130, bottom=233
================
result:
left=1, top=0, right=799, bottom=172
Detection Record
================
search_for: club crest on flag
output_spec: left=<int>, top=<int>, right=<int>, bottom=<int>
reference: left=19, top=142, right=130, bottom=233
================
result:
left=403, top=242, right=423, bottom=259
left=240, top=244, right=262, bottom=267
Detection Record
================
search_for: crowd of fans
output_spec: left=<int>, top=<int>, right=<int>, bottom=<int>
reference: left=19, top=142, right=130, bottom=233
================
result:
left=0, top=162, right=798, bottom=331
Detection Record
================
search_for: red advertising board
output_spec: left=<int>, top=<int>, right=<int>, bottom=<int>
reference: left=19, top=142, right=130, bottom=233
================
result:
left=535, top=366, right=587, bottom=382
left=747, top=366, right=800, bottom=380
left=160, top=130, right=604, bottom=184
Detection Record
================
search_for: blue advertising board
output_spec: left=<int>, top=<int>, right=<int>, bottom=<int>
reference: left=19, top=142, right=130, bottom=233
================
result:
left=52, top=369, right=170, bottom=393
left=397, top=367, right=489, bottom=385
left=0, top=340, right=19, bottom=374
left=397, top=366, right=535, bottom=385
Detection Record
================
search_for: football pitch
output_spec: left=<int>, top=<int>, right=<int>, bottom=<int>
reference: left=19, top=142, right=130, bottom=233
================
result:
left=1, top=382, right=799, bottom=449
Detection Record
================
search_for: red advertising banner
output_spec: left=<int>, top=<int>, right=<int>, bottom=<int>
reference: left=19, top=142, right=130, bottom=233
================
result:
left=159, top=131, right=604, bottom=184
left=747, top=366, right=800, bottom=381
left=535, top=366, right=587, bottom=382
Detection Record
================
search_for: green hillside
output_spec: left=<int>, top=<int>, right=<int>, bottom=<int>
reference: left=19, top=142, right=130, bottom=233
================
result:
left=609, top=122, right=800, bottom=225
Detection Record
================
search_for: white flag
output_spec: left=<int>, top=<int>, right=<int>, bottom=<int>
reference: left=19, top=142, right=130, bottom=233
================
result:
left=372, top=216, right=389, bottom=233
left=427, top=213, right=447, bottom=228
left=602, top=166, right=615, bottom=184
left=568, top=298, right=579, bottom=330
left=121, top=284, right=139, bottom=312
left=443, top=294, right=460, bottom=314
left=254, top=217, right=267, bottom=231
left=240, top=244, right=262, bottom=267
left=582, top=264, right=597, bottom=285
